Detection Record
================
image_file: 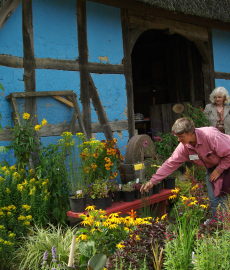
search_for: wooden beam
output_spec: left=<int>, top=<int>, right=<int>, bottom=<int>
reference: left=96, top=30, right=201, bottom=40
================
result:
left=22, top=0, right=37, bottom=127
left=76, top=0, right=91, bottom=139
left=121, top=8, right=135, bottom=139
left=0, top=121, right=128, bottom=141
left=129, top=11, right=209, bottom=42
left=0, top=55, right=124, bottom=74
left=6, top=90, right=75, bottom=99
left=89, top=75, right=114, bottom=140
left=214, top=72, right=230, bottom=80
left=0, top=0, right=22, bottom=30
left=194, top=41, right=210, bottom=64
left=53, top=96, right=74, bottom=108
left=88, top=0, right=230, bottom=31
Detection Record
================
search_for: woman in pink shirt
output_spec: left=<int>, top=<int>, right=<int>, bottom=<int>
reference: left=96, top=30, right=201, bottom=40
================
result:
left=141, top=117, right=230, bottom=217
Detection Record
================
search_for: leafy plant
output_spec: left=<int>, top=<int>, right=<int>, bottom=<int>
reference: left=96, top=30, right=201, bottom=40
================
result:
left=86, top=178, right=109, bottom=199
left=8, top=113, right=47, bottom=170
left=193, top=230, right=230, bottom=270
left=17, top=224, right=79, bottom=270
left=36, top=143, right=70, bottom=225
left=108, top=217, right=167, bottom=270
left=182, top=103, right=209, bottom=128
left=152, top=133, right=178, bottom=161
left=121, top=183, right=135, bottom=192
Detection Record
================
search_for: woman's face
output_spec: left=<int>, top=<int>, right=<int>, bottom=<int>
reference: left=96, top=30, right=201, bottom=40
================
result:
left=214, top=92, right=225, bottom=106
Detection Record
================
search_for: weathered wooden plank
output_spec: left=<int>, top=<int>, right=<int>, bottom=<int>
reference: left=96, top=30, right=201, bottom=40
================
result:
left=0, top=0, right=22, bottom=30
left=129, top=12, right=209, bottom=42
left=214, top=72, right=230, bottom=80
left=10, top=97, right=21, bottom=125
left=0, top=55, right=124, bottom=74
left=121, top=8, right=135, bottom=139
left=89, top=75, right=114, bottom=141
left=76, top=0, right=91, bottom=139
left=71, top=93, right=89, bottom=140
left=194, top=41, right=209, bottom=64
left=161, top=103, right=173, bottom=133
left=6, top=90, right=75, bottom=99
left=0, top=121, right=128, bottom=141
left=53, top=96, right=74, bottom=108
left=208, top=29, right=215, bottom=92
left=186, top=40, right=195, bottom=104
left=0, top=54, right=23, bottom=68
left=22, top=0, right=37, bottom=128
left=150, top=105, right=162, bottom=136
left=88, top=0, right=230, bottom=31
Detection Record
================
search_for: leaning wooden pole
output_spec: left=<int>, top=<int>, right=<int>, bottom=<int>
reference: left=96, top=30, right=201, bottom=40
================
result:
left=76, top=0, right=92, bottom=139
left=120, top=8, right=135, bottom=139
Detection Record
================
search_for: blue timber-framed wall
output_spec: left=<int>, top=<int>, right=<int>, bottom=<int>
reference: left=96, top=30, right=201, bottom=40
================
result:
left=212, top=29, right=230, bottom=94
left=0, top=0, right=129, bottom=167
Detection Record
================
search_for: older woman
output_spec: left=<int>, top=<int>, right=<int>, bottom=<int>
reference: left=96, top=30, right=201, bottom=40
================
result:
left=140, top=117, right=230, bottom=218
left=204, top=86, right=230, bottom=134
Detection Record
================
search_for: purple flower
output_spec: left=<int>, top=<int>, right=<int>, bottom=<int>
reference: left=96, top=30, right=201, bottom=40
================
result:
left=51, top=246, right=57, bottom=259
left=43, top=250, right=48, bottom=261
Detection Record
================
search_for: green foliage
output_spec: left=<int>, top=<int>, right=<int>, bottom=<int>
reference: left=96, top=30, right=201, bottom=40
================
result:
left=153, top=133, right=178, bottom=161
left=17, top=224, right=79, bottom=270
left=8, top=113, right=46, bottom=170
left=88, top=254, right=107, bottom=270
left=121, top=183, right=135, bottom=192
left=0, top=164, right=50, bottom=268
left=36, top=143, right=70, bottom=225
left=182, top=103, right=209, bottom=128
left=145, top=156, right=163, bottom=180
left=86, top=178, right=109, bottom=199
left=193, top=230, right=230, bottom=270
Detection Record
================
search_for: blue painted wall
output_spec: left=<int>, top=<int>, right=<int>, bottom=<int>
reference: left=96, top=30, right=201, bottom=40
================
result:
left=212, top=29, right=230, bottom=95
left=0, top=0, right=128, bottom=168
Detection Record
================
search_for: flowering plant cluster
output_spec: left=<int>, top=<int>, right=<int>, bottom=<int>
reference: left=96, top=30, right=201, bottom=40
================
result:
left=59, top=132, right=86, bottom=197
left=182, top=103, right=209, bottom=128
left=152, top=132, right=178, bottom=161
left=76, top=206, right=152, bottom=262
left=86, top=178, right=109, bottom=199
left=8, top=112, right=47, bottom=170
left=78, top=138, right=123, bottom=185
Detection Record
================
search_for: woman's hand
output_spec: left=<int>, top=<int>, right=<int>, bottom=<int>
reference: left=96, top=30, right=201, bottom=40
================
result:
left=140, top=181, right=154, bottom=193
left=209, top=168, right=221, bottom=182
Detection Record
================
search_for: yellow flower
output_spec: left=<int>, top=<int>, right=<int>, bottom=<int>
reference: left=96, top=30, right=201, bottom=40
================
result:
left=116, top=242, right=125, bottom=249
left=76, top=234, right=87, bottom=241
left=17, top=184, right=24, bottom=192
left=6, top=188, right=11, bottom=194
left=41, top=118, right=47, bottom=126
left=190, top=201, right=198, bottom=205
left=156, top=217, right=159, bottom=223
left=180, top=196, right=189, bottom=201
left=191, top=184, right=199, bottom=190
left=18, top=215, right=26, bottom=221
left=8, top=233, right=15, bottom=238
left=0, top=212, right=4, bottom=216
left=85, top=205, right=96, bottom=211
left=22, top=205, right=31, bottom=211
left=161, top=214, right=167, bottom=220
left=35, top=125, right=41, bottom=131
left=26, top=215, right=32, bottom=220
left=169, top=194, right=177, bottom=200
left=171, top=188, right=180, bottom=194
left=23, top=113, right=30, bottom=120
left=200, top=204, right=208, bottom=209
left=0, top=225, right=5, bottom=230
left=108, top=224, right=118, bottom=229
left=190, top=197, right=196, bottom=200
left=23, top=221, right=30, bottom=226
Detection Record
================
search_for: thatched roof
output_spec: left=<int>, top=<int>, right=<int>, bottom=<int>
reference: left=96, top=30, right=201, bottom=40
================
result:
left=137, top=0, right=230, bottom=23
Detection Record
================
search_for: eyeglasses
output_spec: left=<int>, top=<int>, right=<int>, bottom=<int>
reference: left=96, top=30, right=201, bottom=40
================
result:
left=174, top=134, right=186, bottom=140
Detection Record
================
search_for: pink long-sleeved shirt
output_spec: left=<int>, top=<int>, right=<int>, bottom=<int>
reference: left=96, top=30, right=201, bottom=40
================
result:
left=150, top=127, right=230, bottom=185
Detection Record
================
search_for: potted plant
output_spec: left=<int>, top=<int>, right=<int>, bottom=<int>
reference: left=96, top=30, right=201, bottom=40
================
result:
left=59, top=132, right=87, bottom=212
left=132, top=182, right=142, bottom=199
left=121, top=184, right=135, bottom=202
left=113, top=184, right=122, bottom=202
left=86, top=178, right=108, bottom=210
left=106, top=179, right=119, bottom=207
left=152, top=181, right=162, bottom=194
left=163, top=171, right=179, bottom=189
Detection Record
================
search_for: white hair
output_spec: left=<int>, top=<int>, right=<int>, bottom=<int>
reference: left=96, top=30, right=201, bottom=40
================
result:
left=209, top=86, right=230, bottom=105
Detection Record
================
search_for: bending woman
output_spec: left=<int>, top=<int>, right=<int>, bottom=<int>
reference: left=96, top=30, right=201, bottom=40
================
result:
left=204, top=86, right=230, bottom=134
left=140, top=117, right=230, bottom=218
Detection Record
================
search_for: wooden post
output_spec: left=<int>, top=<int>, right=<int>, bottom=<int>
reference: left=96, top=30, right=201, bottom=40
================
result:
left=76, top=0, right=91, bottom=139
left=22, top=0, right=37, bottom=127
left=89, top=75, right=114, bottom=141
left=121, top=8, right=135, bottom=139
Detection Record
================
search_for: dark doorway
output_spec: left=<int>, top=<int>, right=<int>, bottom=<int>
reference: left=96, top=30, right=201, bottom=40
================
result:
left=131, top=29, right=204, bottom=135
